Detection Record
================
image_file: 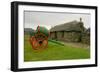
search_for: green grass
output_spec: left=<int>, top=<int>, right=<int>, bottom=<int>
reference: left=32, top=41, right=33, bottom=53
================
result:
left=24, top=35, right=90, bottom=62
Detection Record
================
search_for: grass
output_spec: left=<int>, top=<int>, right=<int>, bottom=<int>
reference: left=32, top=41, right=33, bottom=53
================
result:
left=24, top=35, right=90, bottom=62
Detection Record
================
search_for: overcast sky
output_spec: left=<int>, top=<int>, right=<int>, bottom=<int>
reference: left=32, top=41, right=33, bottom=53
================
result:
left=24, top=11, right=90, bottom=30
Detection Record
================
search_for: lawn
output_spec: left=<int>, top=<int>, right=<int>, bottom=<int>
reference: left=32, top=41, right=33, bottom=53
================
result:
left=24, top=35, right=90, bottom=62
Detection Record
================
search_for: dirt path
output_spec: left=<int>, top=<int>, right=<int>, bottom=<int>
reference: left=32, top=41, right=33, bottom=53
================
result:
left=62, top=42, right=90, bottom=49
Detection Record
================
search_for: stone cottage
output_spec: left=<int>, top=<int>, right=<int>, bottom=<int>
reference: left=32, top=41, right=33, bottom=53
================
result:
left=50, top=18, right=85, bottom=42
left=81, top=28, right=90, bottom=44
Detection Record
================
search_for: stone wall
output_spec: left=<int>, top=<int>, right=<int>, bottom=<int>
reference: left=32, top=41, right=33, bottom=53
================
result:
left=56, top=31, right=64, bottom=40
left=50, top=32, right=55, bottom=39
left=50, top=31, right=90, bottom=44
left=81, top=33, right=90, bottom=44
left=63, top=31, right=81, bottom=42
left=50, top=31, right=82, bottom=42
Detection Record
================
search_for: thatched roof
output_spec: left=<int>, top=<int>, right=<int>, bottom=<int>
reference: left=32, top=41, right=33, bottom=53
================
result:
left=50, top=20, right=84, bottom=32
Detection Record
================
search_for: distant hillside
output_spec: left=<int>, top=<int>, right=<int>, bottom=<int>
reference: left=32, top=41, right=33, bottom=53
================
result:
left=24, top=28, right=35, bottom=34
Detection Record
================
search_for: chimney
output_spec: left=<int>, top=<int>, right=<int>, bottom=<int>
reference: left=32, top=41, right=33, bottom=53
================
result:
left=80, top=17, right=82, bottom=22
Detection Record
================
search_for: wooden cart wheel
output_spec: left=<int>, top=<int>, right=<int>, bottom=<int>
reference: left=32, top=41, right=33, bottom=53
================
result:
left=29, top=36, right=48, bottom=50
left=29, top=27, right=49, bottom=50
left=29, top=36, right=38, bottom=50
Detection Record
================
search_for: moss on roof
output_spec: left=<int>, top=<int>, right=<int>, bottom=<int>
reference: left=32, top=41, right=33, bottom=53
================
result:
left=50, top=20, right=84, bottom=32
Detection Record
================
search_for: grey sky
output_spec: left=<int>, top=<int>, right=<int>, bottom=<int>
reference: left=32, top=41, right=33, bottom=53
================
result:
left=24, top=11, right=90, bottom=30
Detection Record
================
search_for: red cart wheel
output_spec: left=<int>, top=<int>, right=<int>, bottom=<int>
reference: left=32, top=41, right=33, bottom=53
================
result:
left=29, top=36, right=48, bottom=50
left=29, top=26, right=49, bottom=50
